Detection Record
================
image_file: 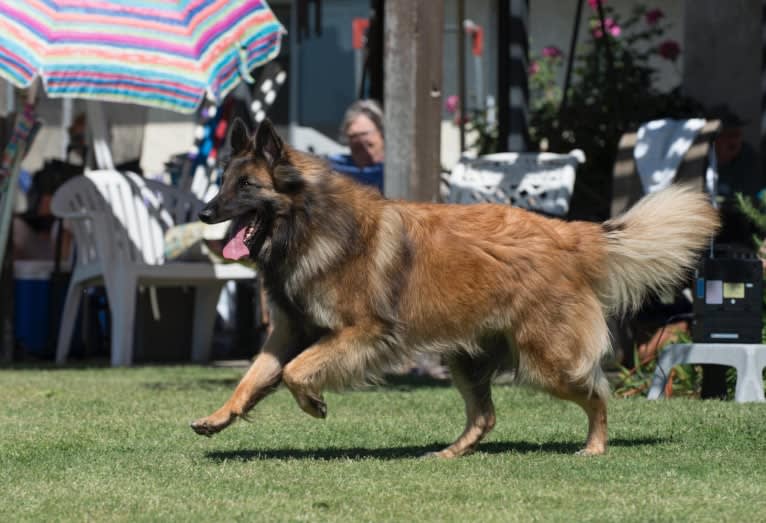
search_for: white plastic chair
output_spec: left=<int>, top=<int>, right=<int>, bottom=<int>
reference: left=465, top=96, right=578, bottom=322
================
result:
left=51, top=170, right=256, bottom=366
left=647, top=343, right=766, bottom=403
left=442, top=150, right=585, bottom=217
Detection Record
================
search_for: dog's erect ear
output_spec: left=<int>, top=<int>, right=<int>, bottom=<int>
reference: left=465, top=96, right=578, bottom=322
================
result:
left=254, top=118, right=284, bottom=166
left=229, top=118, right=251, bottom=154
left=272, top=164, right=304, bottom=194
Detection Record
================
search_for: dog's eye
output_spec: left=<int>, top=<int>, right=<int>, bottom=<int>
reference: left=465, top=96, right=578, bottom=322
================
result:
left=238, top=177, right=252, bottom=188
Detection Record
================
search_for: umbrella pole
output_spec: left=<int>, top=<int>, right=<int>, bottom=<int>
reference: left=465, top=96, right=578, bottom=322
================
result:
left=61, top=98, right=73, bottom=160
left=86, top=101, right=115, bottom=170
left=4, top=80, right=13, bottom=116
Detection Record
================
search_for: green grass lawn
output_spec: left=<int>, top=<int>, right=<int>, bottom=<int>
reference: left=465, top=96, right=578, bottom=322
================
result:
left=1, top=365, right=765, bottom=522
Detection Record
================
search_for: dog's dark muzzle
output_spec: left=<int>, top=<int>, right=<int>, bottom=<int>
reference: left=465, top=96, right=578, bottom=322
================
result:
left=198, top=199, right=231, bottom=224
left=198, top=205, right=218, bottom=224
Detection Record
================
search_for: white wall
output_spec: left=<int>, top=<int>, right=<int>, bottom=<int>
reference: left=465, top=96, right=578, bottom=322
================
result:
left=140, top=108, right=196, bottom=177
left=682, top=0, right=761, bottom=150
left=441, top=0, right=499, bottom=169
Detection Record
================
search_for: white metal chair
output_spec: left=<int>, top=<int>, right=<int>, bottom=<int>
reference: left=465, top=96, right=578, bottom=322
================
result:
left=442, top=150, right=585, bottom=217
left=51, top=169, right=256, bottom=366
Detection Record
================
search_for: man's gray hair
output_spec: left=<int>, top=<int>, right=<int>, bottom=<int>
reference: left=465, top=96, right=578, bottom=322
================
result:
left=340, top=99, right=384, bottom=143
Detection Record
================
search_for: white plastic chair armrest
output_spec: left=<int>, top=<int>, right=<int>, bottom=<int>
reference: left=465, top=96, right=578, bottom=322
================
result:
left=568, top=149, right=586, bottom=164
left=60, top=208, right=120, bottom=265
left=54, top=210, right=92, bottom=221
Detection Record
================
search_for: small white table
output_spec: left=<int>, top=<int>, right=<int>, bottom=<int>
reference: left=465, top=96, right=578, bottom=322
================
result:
left=647, top=344, right=766, bottom=403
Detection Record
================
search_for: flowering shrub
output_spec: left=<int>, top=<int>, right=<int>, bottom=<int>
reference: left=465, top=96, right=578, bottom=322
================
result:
left=541, top=45, right=563, bottom=58
left=644, top=8, right=663, bottom=25
left=657, top=39, right=681, bottom=61
left=444, top=95, right=498, bottom=156
left=529, top=2, right=702, bottom=220
left=445, top=95, right=460, bottom=115
left=591, top=16, right=621, bottom=38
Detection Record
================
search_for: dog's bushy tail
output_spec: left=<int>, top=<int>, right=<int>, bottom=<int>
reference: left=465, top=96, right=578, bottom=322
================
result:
left=599, top=185, right=720, bottom=317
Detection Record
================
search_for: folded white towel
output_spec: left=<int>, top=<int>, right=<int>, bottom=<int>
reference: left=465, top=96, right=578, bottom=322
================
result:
left=634, top=118, right=706, bottom=194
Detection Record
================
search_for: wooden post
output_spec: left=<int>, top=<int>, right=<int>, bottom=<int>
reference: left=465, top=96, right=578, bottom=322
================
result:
left=383, top=0, right=444, bottom=201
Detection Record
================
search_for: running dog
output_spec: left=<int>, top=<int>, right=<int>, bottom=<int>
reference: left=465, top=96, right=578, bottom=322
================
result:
left=191, top=118, right=719, bottom=457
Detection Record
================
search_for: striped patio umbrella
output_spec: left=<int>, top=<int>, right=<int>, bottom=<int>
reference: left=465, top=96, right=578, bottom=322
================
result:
left=0, top=0, right=285, bottom=113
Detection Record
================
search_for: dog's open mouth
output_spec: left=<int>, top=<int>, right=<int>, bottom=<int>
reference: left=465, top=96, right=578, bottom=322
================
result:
left=222, top=213, right=261, bottom=261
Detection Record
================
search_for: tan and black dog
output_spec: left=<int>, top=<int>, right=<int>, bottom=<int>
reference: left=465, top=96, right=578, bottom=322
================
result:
left=191, top=118, right=719, bottom=457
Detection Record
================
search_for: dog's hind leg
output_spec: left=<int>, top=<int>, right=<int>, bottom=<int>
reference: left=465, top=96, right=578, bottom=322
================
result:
left=428, top=349, right=499, bottom=458
left=550, top=370, right=610, bottom=456
left=571, top=390, right=608, bottom=456
left=555, top=320, right=610, bottom=456
left=520, top=300, right=611, bottom=455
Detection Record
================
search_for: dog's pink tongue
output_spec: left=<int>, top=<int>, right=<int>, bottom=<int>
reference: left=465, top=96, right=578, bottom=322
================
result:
left=222, top=226, right=250, bottom=260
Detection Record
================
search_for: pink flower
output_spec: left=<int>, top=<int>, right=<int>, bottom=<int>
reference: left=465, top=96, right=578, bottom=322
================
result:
left=592, top=17, right=621, bottom=38
left=587, top=0, right=605, bottom=9
left=645, top=8, right=664, bottom=25
left=542, top=46, right=563, bottom=58
left=445, top=95, right=459, bottom=114
left=528, top=61, right=540, bottom=75
left=658, top=39, right=681, bottom=61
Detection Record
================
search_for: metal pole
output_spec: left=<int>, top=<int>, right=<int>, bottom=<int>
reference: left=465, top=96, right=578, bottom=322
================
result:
left=368, top=0, right=385, bottom=104
left=457, top=0, right=466, bottom=152
left=497, top=0, right=509, bottom=152
left=4, top=80, right=14, bottom=116
left=474, top=55, right=484, bottom=111
left=61, top=98, right=73, bottom=159
left=595, top=0, right=619, bottom=121
left=507, top=0, right=530, bottom=152
left=559, top=0, right=584, bottom=117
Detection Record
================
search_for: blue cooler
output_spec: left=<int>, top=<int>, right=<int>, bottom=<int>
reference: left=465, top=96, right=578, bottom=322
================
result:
left=14, top=260, right=54, bottom=355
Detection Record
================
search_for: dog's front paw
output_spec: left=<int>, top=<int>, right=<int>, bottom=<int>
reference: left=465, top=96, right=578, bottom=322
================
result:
left=190, top=410, right=236, bottom=437
left=421, top=448, right=472, bottom=459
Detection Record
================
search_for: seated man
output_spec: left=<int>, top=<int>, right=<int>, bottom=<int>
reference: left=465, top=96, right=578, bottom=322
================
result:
left=328, top=99, right=384, bottom=193
left=712, top=106, right=761, bottom=247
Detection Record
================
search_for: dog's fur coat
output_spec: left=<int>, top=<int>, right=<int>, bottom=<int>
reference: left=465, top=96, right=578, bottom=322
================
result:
left=191, top=119, right=720, bottom=457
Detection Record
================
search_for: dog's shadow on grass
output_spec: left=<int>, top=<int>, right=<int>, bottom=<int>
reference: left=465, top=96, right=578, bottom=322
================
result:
left=144, top=378, right=239, bottom=392
left=205, top=437, right=668, bottom=462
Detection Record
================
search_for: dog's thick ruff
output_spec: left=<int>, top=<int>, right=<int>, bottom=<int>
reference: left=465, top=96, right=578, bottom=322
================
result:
left=191, top=118, right=720, bottom=456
